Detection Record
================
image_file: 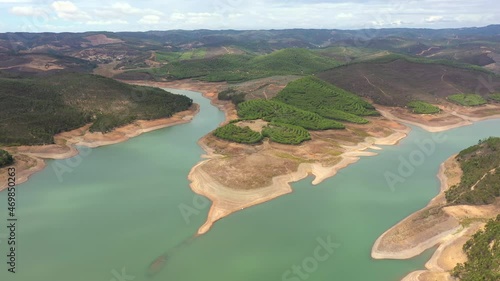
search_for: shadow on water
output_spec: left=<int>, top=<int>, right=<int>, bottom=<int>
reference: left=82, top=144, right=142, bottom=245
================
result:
left=146, top=236, right=195, bottom=277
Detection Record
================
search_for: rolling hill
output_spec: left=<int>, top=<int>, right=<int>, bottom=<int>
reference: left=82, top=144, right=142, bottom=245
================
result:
left=0, top=73, right=192, bottom=146
left=317, top=55, right=500, bottom=106
left=120, top=48, right=340, bottom=82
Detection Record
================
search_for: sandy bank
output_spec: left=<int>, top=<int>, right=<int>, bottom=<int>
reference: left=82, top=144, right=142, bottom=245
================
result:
left=377, top=104, right=500, bottom=133
left=0, top=104, right=199, bottom=191
left=373, top=153, right=499, bottom=281
left=188, top=126, right=408, bottom=235
left=371, top=155, right=462, bottom=260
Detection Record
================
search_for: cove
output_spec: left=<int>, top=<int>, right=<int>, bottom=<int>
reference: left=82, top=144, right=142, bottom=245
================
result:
left=0, top=88, right=499, bottom=281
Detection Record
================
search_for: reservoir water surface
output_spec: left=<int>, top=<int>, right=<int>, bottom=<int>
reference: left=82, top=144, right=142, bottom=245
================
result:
left=1, top=89, right=499, bottom=281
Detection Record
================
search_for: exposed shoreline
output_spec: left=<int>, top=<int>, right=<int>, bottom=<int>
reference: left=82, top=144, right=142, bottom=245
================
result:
left=2, top=78, right=500, bottom=281
left=378, top=106, right=500, bottom=132
left=372, top=153, right=500, bottom=281
left=189, top=127, right=409, bottom=235
left=127, top=80, right=500, bottom=239
left=0, top=103, right=199, bottom=191
left=371, top=156, right=460, bottom=260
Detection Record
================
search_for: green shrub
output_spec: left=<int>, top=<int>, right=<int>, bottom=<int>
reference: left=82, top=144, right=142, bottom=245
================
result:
left=213, top=124, right=263, bottom=144
left=447, top=94, right=487, bottom=106
left=218, top=89, right=246, bottom=105
left=0, top=149, right=13, bottom=167
left=488, top=93, right=500, bottom=102
left=407, top=101, right=441, bottom=114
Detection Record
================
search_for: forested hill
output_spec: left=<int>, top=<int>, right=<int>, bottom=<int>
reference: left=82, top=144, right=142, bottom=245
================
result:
left=445, top=137, right=500, bottom=205
left=452, top=215, right=500, bottom=281
left=0, top=73, right=193, bottom=146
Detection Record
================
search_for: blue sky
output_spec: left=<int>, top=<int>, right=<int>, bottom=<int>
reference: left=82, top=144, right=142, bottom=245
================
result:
left=1, top=0, right=499, bottom=32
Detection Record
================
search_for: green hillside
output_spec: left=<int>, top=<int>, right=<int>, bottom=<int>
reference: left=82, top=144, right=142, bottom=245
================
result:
left=452, top=215, right=500, bottom=281
left=137, top=48, right=339, bottom=82
left=445, top=137, right=500, bottom=205
left=0, top=73, right=192, bottom=146
left=237, top=99, right=344, bottom=130
left=274, top=76, right=378, bottom=123
left=318, top=55, right=500, bottom=106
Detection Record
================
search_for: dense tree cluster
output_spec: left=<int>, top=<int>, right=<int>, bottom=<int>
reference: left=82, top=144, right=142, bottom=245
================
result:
left=0, top=73, right=192, bottom=145
left=489, top=93, right=500, bottom=102
left=407, top=101, right=441, bottom=114
left=148, top=49, right=340, bottom=82
left=217, top=88, right=246, bottom=105
left=0, top=149, right=13, bottom=167
left=447, top=94, right=487, bottom=106
left=213, top=124, right=263, bottom=144
left=452, top=215, right=500, bottom=281
left=445, top=137, right=500, bottom=205
left=237, top=99, right=345, bottom=130
left=274, top=76, right=378, bottom=123
left=262, top=123, right=311, bottom=145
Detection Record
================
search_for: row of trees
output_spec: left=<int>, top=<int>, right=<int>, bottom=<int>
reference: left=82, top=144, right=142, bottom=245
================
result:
left=213, top=124, right=263, bottom=144
left=274, top=76, right=378, bottom=123
left=237, top=99, right=345, bottom=130
left=447, top=94, right=487, bottom=106
left=262, top=123, right=311, bottom=145
left=407, top=101, right=441, bottom=114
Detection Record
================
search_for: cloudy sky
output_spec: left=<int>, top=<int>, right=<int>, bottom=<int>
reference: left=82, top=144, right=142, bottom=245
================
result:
left=1, top=0, right=499, bottom=32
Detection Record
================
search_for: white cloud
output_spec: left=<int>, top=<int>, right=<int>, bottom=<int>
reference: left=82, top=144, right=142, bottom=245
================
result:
left=425, top=15, right=444, bottom=23
left=51, top=1, right=90, bottom=21
left=86, top=19, right=128, bottom=25
left=336, top=13, right=353, bottom=19
left=9, top=6, right=46, bottom=16
left=0, top=0, right=32, bottom=3
left=138, top=15, right=160, bottom=24
left=170, top=12, right=221, bottom=25
left=1, top=0, right=500, bottom=32
left=94, top=2, right=163, bottom=18
left=112, top=2, right=140, bottom=14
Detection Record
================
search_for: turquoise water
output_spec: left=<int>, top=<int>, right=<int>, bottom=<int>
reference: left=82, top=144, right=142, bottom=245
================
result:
left=0, top=89, right=499, bottom=281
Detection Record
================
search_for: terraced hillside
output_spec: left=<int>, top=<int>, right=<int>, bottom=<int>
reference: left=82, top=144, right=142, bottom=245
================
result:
left=275, top=76, right=378, bottom=123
